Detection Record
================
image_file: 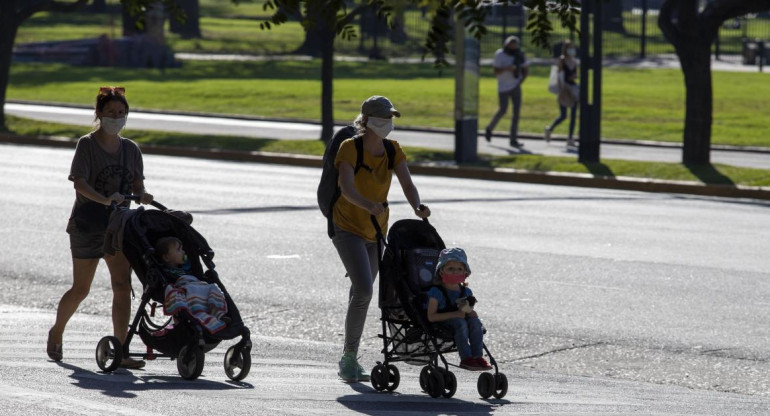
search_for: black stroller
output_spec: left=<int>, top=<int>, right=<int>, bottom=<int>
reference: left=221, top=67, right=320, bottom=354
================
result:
left=369, top=217, right=508, bottom=399
left=94, top=195, right=252, bottom=381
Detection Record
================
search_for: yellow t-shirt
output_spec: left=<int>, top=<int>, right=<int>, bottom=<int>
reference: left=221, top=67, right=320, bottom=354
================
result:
left=333, top=138, right=407, bottom=241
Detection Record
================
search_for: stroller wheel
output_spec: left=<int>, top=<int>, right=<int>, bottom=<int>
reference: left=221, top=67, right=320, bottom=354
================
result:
left=425, top=368, right=445, bottom=398
left=370, top=364, right=388, bottom=391
left=477, top=372, right=495, bottom=399
left=419, top=366, right=430, bottom=392
left=224, top=345, right=251, bottom=381
left=492, top=373, right=508, bottom=399
left=177, top=344, right=205, bottom=380
left=384, top=364, right=400, bottom=392
left=440, top=369, right=457, bottom=398
left=95, top=336, right=123, bottom=372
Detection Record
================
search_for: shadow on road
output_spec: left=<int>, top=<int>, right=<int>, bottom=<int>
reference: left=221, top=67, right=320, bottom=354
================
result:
left=337, top=385, right=512, bottom=415
left=57, top=362, right=252, bottom=398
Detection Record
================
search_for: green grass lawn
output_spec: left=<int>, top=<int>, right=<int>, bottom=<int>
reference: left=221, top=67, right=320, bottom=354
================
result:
left=5, top=115, right=769, bottom=188
left=8, top=60, right=770, bottom=147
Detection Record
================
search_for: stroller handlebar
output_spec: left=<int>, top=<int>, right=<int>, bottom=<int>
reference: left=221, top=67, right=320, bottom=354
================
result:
left=369, top=202, right=430, bottom=242
left=111, top=194, right=168, bottom=211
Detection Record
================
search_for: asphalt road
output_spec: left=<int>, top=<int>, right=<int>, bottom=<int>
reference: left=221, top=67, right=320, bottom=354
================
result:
left=0, top=143, right=768, bottom=414
left=6, top=102, right=770, bottom=169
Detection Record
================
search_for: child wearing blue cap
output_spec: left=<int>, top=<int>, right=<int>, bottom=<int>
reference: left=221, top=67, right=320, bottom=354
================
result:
left=425, top=247, right=491, bottom=371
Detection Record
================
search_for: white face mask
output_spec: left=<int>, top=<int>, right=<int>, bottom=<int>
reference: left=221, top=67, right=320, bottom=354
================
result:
left=567, top=48, right=577, bottom=57
left=100, top=116, right=126, bottom=135
left=367, top=116, right=394, bottom=138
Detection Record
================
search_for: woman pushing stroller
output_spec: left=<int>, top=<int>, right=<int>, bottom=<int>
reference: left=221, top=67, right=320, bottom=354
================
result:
left=331, top=95, right=431, bottom=382
left=48, top=86, right=152, bottom=369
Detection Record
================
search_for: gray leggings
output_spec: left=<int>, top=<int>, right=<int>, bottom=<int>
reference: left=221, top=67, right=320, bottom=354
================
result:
left=332, top=225, right=382, bottom=353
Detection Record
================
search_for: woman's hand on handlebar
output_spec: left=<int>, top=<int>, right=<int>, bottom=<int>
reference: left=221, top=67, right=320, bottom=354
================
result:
left=415, top=204, right=430, bottom=219
left=106, top=192, right=125, bottom=206
left=138, top=191, right=154, bottom=205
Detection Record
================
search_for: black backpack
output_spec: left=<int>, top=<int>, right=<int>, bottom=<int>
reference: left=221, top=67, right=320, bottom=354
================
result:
left=317, top=125, right=396, bottom=238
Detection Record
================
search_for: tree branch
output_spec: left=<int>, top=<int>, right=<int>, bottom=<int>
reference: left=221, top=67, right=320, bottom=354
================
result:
left=658, top=0, right=682, bottom=45
left=337, top=3, right=369, bottom=28
left=701, top=0, right=770, bottom=33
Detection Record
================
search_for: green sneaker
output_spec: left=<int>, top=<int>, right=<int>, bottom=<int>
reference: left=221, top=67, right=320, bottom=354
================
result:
left=338, top=351, right=370, bottom=382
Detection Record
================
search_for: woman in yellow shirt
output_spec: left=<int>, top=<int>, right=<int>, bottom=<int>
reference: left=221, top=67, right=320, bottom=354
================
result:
left=332, top=96, right=431, bottom=382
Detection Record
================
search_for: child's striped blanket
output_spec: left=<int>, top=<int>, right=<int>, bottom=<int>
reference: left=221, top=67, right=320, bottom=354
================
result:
left=164, top=275, right=228, bottom=334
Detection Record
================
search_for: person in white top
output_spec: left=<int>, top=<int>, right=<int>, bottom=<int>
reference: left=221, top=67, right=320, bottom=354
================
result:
left=484, top=36, right=530, bottom=148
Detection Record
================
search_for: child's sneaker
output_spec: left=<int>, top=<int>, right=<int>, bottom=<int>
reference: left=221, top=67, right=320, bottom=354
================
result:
left=460, top=357, right=481, bottom=371
left=474, top=357, right=492, bottom=370
left=338, top=351, right=370, bottom=382
left=544, top=126, right=552, bottom=143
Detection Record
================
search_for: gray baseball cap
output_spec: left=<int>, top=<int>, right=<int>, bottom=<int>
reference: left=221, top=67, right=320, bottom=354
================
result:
left=361, top=95, right=401, bottom=118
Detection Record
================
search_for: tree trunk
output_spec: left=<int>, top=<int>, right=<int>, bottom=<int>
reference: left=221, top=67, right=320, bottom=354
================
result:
left=679, top=43, right=713, bottom=165
left=659, top=0, right=715, bottom=165
left=169, top=0, right=201, bottom=39
left=659, top=0, right=770, bottom=165
left=320, top=24, right=335, bottom=143
left=294, top=27, right=323, bottom=57
left=0, top=11, right=19, bottom=129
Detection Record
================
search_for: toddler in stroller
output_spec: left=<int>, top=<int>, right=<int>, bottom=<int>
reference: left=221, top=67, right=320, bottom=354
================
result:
left=93, top=196, right=252, bottom=381
left=425, top=247, right=492, bottom=372
left=369, top=218, right=508, bottom=399
left=154, top=236, right=231, bottom=334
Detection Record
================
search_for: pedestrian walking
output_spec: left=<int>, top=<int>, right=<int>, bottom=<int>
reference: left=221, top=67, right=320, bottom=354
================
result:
left=484, top=35, right=530, bottom=148
left=47, top=86, right=153, bottom=369
left=545, top=40, right=580, bottom=147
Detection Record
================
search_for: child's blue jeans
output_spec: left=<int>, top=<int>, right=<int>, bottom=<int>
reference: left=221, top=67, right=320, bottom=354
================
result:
left=443, top=316, right=484, bottom=359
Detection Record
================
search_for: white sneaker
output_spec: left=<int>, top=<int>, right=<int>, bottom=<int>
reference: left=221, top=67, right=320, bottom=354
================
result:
left=544, top=127, right=552, bottom=143
left=567, top=139, right=577, bottom=148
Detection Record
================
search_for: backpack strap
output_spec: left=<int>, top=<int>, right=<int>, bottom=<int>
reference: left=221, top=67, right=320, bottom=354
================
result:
left=354, top=137, right=396, bottom=173
left=435, top=285, right=458, bottom=313
left=353, top=136, right=365, bottom=174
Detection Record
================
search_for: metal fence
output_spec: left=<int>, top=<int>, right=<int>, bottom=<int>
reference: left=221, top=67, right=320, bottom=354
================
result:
left=334, top=1, right=770, bottom=64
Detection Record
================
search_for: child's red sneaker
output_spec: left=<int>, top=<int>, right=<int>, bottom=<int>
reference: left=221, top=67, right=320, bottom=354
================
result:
left=474, top=357, right=492, bottom=370
left=460, top=357, right=481, bottom=371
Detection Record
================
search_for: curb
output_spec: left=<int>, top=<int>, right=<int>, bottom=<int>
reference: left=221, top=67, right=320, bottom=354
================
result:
left=2, top=133, right=768, bottom=201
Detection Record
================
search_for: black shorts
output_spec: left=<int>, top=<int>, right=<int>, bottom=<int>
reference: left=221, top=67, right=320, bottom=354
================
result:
left=69, top=231, right=105, bottom=259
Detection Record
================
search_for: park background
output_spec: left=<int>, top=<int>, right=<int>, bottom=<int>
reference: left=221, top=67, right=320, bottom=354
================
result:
left=5, top=0, right=770, bottom=186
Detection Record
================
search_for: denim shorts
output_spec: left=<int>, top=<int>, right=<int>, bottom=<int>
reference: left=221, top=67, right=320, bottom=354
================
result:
left=69, top=231, right=105, bottom=259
